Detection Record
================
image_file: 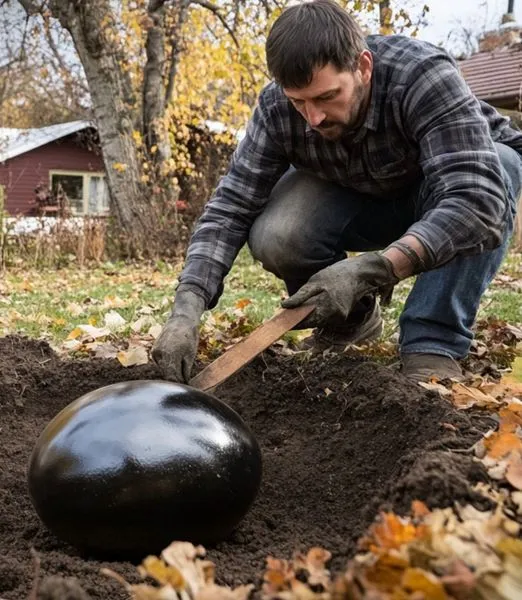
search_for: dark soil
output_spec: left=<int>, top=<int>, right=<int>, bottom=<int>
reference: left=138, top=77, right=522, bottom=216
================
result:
left=0, top=335, right=491, bottom=599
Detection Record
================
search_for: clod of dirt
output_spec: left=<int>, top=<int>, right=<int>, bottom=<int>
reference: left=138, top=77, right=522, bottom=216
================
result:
left=0, top=336, right=488, bottom=599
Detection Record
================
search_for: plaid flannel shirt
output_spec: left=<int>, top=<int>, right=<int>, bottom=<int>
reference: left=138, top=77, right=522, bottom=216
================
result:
left=179, top=34, right=522, bottom=308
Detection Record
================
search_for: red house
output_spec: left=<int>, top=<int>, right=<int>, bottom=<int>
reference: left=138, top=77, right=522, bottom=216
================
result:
left=0, top=120, right=109, bottom=216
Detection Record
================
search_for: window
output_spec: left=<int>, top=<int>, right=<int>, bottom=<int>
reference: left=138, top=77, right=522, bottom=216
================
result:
left=49, top=171, right=109, bottom=215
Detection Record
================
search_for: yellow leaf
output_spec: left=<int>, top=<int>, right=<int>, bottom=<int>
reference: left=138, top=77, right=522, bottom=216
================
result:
left=67, top=327, right=83, bottom=340
left=138, top=556, right=185, bottom=588
left=401, top=568, right=449, bottom=600
left=113, top=162, right=128, bottom=172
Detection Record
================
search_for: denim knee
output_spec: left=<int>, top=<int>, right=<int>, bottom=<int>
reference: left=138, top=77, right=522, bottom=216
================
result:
left=249, top=218, right=314, bottom=278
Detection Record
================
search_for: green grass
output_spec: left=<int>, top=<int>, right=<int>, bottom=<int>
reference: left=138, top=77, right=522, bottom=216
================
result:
left=2, top=247, right=521, bottom=353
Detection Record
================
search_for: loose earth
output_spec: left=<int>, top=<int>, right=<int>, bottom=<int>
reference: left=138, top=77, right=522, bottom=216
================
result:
left=0, top=335, right=490, bottom=599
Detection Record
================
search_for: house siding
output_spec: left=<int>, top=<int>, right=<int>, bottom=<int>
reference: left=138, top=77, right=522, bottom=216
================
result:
left=0, top=134, right=105, bottom=215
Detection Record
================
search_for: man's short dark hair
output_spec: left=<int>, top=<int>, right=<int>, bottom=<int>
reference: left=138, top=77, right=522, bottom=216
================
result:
left=266, top=0, right=368, bottom=88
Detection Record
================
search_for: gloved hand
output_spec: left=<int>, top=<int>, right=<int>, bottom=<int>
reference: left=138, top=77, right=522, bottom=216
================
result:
left=281, top=252, right=399, bottom=329
left=152, top=287, right=206, bottom=382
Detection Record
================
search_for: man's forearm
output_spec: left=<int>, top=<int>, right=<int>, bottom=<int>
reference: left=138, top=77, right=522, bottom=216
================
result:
left=382, top=235, right=430, bottom=279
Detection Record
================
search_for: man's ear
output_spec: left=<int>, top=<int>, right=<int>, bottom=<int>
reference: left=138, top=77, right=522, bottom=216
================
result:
left=357, top=50, right=373, bottom=85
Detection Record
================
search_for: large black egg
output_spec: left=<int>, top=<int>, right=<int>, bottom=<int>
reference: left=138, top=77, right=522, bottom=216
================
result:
left=28, top=380, right=262, bottom=557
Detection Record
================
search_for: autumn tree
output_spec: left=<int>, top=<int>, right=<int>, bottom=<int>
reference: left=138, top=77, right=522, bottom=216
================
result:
left=8, top=0, right=428, bottom=258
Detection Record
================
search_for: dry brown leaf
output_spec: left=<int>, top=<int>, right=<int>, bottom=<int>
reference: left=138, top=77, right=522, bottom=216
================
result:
left=104, top=542, right=254, bottom=600
left=506, top=450, right=522, bottom=490
left=440, top=559, right=476, bottom=600
left=262, top=549, right=331, bottom=599
left=451, top=383, right=501, bottom=410
left=117, top=345, right=149, bottom=367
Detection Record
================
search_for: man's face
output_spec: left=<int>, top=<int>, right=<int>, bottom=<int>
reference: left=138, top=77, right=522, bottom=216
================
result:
left=283, top=51, right=373, bottom=141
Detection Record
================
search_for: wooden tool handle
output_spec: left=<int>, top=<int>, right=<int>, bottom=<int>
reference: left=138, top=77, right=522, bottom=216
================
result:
left=189, top=304, right=314, bottom=392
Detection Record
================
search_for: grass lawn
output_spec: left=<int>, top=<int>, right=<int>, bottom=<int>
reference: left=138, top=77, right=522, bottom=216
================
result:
left=1, top=247, right=521, bottom=355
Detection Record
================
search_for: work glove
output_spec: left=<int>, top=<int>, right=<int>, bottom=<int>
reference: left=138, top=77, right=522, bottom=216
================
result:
left=281, top=252, right=399, bottom=329
left=152, top=287, right=206, bottom=383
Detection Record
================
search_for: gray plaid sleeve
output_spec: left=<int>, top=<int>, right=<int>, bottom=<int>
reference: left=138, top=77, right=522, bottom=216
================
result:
left=401, top=55, right=507, bottom=267
left=178, top=91, right=289, bottom=307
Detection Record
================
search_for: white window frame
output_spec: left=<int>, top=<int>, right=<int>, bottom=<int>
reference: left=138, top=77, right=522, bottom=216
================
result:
left=49, top=170, right=109, bottom=216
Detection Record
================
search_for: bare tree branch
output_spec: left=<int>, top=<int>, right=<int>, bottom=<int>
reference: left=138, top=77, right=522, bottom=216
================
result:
left=42, top=16, right=89, bottom=96
left=190, top=0, right=239, bottom=48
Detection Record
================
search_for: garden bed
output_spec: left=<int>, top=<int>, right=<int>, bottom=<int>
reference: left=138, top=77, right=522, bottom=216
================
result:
left=0, top=335, right=488, bottom=599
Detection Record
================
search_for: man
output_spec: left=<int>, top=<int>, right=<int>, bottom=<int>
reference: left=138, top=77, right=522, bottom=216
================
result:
left=153, top=0, right=522, bottom=383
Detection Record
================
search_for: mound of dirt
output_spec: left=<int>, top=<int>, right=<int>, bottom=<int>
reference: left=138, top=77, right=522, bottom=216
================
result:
left=0, top=336, right=488, bottom=599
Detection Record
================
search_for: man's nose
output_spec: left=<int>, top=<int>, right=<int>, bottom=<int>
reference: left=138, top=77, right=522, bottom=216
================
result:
left=305, top=103, right=325, bottom=128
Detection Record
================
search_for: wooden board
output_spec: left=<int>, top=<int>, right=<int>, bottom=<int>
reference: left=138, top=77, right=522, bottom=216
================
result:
left=189, top=305, right=314, bottom=392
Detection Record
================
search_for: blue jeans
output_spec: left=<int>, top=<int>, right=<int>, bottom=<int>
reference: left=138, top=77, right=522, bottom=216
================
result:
left=248, top=143, right=522, bottom=358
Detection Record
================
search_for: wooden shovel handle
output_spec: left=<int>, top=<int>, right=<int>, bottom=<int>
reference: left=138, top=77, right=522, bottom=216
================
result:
left=189, top=304, right=314, bottom=392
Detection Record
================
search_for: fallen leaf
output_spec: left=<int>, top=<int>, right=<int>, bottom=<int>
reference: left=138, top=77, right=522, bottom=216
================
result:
left=506, top=450, right=522, bottom=491
left=94, top=343, right=120, bottom=359
left=484, top=432, right=522, bottom=460
left=148, top=324, right=163, bottom=339
left=76, top=324, right=110, bottom=339
left=66, top=302, right=84, bottom=317
left=418, top=381, right=453, bottom=396
left=102, top=294, right=127, bottom=308
left=440, top=559, right=476, bottom=599
left=104, top=310, right=127, bottom=331
left=138, top=556, right=185, bottom=588
left=451, top=383, right=501, bottom=410
left=62, top=339, right=82, bottom=351
left=66, top=327, right=83, bottom=340
left=117, top=346, right=149, bottom=367
left=401, top=568, right=449, bottom=600
left=132, top=315, right=158, bottom=333
left=235, top=298, right=252, bottom=310
left=363, top=512, right=428, bottom=552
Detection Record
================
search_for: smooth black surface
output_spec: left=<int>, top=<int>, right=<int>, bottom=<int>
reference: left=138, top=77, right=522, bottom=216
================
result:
left=28, top=380, right=262, bottom=557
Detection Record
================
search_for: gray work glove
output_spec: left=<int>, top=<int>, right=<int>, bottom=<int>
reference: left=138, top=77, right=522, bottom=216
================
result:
left=152, top=287, right=206, bottom=383
left=281, top=253, right=399, bottom=329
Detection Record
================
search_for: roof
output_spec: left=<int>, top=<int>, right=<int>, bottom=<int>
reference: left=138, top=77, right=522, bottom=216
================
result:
left=0, top=120, right=92, bottom=163
left=459, top=44, right=522, bottom=104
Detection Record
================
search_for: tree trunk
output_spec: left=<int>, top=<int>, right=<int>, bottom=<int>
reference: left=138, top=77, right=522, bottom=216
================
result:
left=42, top=0, right=149, bottom=251
left=143, top=0, right=171, bottom=165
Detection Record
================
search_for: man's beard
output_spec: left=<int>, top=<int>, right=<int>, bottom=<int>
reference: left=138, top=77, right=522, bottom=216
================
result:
left=314, top=82, right=368, bottom=141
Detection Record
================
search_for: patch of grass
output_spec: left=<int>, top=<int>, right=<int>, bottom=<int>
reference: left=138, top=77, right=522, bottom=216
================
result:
left=2, top=248, right=521, bottom=352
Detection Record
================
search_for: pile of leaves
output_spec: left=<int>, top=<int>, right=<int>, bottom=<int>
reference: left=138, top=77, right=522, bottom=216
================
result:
left=64, top=497, right=522, bottom=600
